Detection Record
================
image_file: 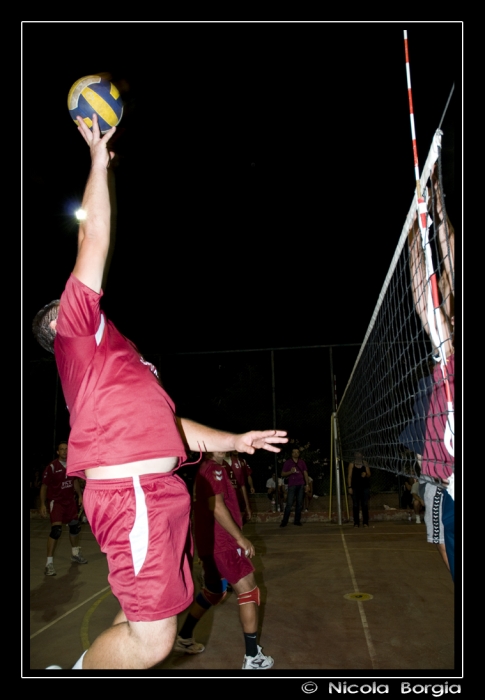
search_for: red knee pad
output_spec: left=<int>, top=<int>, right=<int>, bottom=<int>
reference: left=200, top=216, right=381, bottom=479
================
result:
left=237, top=586, right=260, bottom=606
left=201, top=586, right=227, bottom=606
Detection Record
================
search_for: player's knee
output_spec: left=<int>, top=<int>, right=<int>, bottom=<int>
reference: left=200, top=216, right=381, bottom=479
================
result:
left=128, top=617, right=177, bottom=668
left=68, top=519, right=81, bottom=536
left=49, top=525, right=62, bottom=540
left=237, top=586, right=260, bottom=606
left=199, top=578, right=228, bottom=607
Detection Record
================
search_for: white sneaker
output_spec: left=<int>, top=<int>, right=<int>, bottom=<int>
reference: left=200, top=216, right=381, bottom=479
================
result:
left=173, top=635, right=205, bottom=654
left=415, top=516, right=421, bottom=524
left=242, top=645, right=274, bottom=669
left=71, top=549, right=88, bottom=564
left=44, top=562, right=56, bottom=576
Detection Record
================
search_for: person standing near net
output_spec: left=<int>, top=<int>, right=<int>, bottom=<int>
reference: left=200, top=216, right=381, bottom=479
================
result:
left=399, top=361, right=450, bottom=570
left=279, top=447, right=310, bottom=527
left=408, top=165, right=455, bottom=580
left=32, top=114, right=288, bottom=670
left=347, top=451, right=371, bottom=527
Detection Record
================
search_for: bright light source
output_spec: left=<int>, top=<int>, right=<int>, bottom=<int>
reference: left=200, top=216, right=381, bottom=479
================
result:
left=75, top=208, right=87, bottom=221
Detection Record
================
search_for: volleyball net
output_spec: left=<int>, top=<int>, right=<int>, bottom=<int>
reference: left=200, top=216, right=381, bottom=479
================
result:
left=336, top=129, right=455, bottom=478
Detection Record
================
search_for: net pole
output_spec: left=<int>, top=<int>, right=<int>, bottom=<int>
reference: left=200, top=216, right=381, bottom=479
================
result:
left=271, top=350, right=280, bottom=510
left=329, top=415, right=333, bottom=520
left=333, top=413, right=342, bottom=525
left=403, top=30, right=454, bottom=457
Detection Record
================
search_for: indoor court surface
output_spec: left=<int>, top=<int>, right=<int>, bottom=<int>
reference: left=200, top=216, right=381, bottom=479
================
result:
left=28, top=515, right=458, bottom=678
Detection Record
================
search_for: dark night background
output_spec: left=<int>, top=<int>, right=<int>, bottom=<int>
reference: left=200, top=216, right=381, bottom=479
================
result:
left=22, top=22, right=461, bottom=478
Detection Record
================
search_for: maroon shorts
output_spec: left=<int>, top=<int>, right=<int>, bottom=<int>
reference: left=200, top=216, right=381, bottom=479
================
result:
left=49, top=497, right=78, bottom=524
left=201, top=546, right=254, bottom=588
left=83, top=472, right=194, bottom=622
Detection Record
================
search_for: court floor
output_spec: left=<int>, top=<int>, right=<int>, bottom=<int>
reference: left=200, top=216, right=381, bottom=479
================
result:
left=27, top=516, right=458, bottom=679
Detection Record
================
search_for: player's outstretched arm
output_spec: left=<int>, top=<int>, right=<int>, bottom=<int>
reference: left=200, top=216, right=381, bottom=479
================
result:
left=72, top=114, right=117, bottom=293
left=176, top=418, right=287, bottom=455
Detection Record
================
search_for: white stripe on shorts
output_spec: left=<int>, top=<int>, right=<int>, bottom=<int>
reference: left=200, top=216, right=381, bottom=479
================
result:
left=129, top=475, right=149, bottom=576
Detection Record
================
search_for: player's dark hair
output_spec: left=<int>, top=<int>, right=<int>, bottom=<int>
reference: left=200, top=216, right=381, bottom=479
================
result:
left=32, top=300, right=60, bottom=354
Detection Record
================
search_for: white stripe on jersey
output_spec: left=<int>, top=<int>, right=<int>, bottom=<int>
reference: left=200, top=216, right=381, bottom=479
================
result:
left=95, top=314, right=106, bottom=346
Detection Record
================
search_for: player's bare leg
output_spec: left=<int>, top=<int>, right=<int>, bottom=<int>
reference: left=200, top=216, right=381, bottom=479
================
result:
left=113, top=608, right=128, bottom=626
left=437, top=543, right=450, bottom=571
left=233, top=572, right=274, bottom=669
left=46, top=520, right=62, bottom=557
left=79, top=616, right=177, bottom=670
left=232, top=573, right=258, bottom=633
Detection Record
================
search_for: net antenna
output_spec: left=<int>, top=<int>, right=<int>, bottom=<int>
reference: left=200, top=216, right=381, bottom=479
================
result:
left=403, top=30, right=454, bottom=458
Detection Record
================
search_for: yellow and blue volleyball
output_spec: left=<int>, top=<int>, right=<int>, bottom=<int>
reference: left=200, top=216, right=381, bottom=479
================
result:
left=67, top=75, right=123, bottom=134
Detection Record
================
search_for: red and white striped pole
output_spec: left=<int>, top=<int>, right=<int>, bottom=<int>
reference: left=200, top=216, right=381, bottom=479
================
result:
left=404, top=30, right=454, bottom=457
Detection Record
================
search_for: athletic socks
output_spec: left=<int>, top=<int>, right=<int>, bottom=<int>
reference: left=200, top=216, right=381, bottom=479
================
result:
left=72, top=650, right=87, bottom=669
left=244, top=632, right=258, bottom=658
left=179, top=613, right=199, bottom=640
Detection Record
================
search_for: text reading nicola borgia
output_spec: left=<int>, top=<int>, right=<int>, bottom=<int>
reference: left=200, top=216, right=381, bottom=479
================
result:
left=327, top=683, right=461, bottom=696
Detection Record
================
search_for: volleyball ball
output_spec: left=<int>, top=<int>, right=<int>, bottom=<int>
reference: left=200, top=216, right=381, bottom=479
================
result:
left=67, top=75, right=123, bottom=134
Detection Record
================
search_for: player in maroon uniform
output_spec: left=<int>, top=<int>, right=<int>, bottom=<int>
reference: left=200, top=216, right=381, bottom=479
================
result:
left=408, top=166, right=455, bottom=580
left=39, top=441, right=86, bottom=575
left=32, top=114, right=287, bottom=670
left=174, top=451, right=274, bottom=669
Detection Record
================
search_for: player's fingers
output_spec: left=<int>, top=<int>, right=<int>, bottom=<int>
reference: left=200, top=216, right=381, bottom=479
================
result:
left=91, top=113, right=101, bottom=139
left=255, top=430, right=287, bottom=439
left=76, top=117, right=92, bottom=144
left=260, top=444, right=284, bottom=453
left=101, top=125, right=117, bottom=144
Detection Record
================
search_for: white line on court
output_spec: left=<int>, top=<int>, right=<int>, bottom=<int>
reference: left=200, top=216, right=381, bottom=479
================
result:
left=340, top=531, right=379, bottom=670
left=30, top=586, right=111, bottom=640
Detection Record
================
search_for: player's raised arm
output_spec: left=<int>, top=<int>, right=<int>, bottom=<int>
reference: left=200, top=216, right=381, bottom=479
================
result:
left=72, top=114, right=117, bottom=293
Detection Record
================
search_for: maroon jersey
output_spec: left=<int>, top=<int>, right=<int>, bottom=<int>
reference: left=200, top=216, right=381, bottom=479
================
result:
left=225, top=456, right=244, bottom=490
left=42, top=459, right=75, bottom=503
left=54, top=275, right=187, bottom=478
left=421, top=354, right=455, bottom=481
left=194, top=458, right=242, bottom=557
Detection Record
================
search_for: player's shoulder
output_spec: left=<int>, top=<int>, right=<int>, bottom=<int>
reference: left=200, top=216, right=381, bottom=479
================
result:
left=198, top=460, right=226, bottom=488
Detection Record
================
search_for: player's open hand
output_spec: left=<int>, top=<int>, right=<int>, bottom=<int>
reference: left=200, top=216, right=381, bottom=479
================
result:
left=76, top=113, right=116, bottom=169
left=234, top=430, right=288, bottom=455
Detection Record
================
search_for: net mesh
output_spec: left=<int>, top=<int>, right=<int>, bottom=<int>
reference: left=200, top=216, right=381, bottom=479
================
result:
left=336, top=130, right=455, bottom=479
